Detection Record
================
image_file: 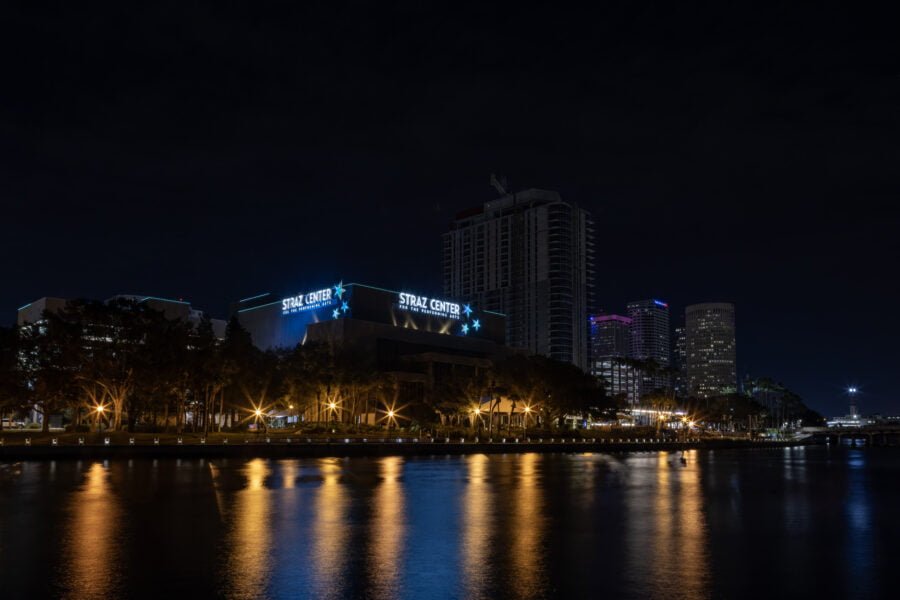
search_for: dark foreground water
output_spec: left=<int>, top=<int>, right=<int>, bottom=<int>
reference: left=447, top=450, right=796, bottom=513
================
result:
left=1, top=447, right=898, bottom=599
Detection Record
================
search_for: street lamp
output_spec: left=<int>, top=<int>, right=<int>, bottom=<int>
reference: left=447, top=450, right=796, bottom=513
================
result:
left=523, top=405, right=532, bottom=439
left=386, top=409, right=395, bottom=436
left=95, top=405, right=105, bottom=437
left=328, top=401, right=338, bottom=429
left=254, top=408, right=264, bottom=436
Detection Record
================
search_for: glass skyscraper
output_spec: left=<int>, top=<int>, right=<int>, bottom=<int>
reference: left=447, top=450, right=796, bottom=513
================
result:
left=626, top=299, right=671, bottom=393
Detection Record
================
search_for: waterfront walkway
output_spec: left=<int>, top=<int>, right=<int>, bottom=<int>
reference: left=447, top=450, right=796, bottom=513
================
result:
left=0, top=431, right=811, bottom=460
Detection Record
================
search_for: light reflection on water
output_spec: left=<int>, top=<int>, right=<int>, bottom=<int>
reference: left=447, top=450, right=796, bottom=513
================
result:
left=0, top=447, right=894, bottom=600
left=224, top=458, right=273, bottom=599
left=310, top=458, right=349, bottom=600
left=510, top=452, right=544, bottom=600
left=61, top=461, right=122, bottom=600
left=461, top=453, right=494, bottom=600
left=625, top=451, right=710, bottom=600
left=367, top=456, right=405, bottom=600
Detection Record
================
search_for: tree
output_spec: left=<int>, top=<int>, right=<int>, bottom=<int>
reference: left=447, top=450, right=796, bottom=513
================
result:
left=220, top=317, right=260, bottom=431
left=17, top=310, right=82, bottom=432
left=0, top=325, right=24, bottom=429
left=495, top=355, right=609, bottom=431
left=431, top=367, right=487, bottom=429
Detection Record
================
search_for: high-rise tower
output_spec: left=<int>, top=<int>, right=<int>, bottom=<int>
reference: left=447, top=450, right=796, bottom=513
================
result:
left=589, top=314, right=638, bottom=404
left=443, top=188, right=595, bottom=369
left=685, top=302, right=736, bottom=398
left=626, top=299, right=671, bottom=392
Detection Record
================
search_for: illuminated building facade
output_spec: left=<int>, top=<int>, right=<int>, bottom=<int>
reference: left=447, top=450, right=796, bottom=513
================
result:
left=442, top=188, right=595, bottom=370
left=685, top=302, right=736, bottom=398
left=673, top=325, right=687, bottom=396
left=589, top=314, right=638, bottom=404
left=590, top=314, right=632, bottom=359
left=233, top=281, right=508, bottom=412
left=626, top=299, right=671, bottom=393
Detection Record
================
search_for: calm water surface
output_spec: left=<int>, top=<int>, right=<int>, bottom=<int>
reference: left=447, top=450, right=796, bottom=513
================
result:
left=1, top=447, right=898, bottom=599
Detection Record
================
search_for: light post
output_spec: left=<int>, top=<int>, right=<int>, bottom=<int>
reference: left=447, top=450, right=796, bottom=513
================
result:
left=523, top=405, right=532, bottom=439
left=387, top=409, right=395, bottom=438
left=488, top=381, right=495, bottom=440
left=95, top=405, right=105, bottom=438
left=473, top=407, right=482, bottom=435
left=254, top=408, right=265, bottom=437
left=328, top=401, right=337, bottom=430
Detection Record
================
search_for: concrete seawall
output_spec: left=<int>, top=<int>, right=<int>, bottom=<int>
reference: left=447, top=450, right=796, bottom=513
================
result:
left=0, top=437, right=813, bottom=461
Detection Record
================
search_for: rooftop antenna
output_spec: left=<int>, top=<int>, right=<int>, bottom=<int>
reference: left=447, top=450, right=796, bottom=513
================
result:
left=490, top=173, right=508, bottom=196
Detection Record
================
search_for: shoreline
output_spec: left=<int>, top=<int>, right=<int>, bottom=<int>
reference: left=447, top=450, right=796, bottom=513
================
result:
left=0, top=436, right=814, bottom=461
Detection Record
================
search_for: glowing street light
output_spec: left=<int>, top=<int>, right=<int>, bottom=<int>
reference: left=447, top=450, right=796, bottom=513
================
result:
left=94, top=404, right=106, bottom=436
left=252, top=407, right=266, bottom=436
left=471, top=407, right=483, bottom=433
left=327, top=401, right=338, bottom=428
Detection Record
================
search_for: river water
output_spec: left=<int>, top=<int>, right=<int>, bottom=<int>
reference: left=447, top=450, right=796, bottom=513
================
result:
left=0, top=446, right=897, bottom=599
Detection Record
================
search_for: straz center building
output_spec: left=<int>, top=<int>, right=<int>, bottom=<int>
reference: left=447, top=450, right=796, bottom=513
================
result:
left=233, top=281, right=507, bottom=412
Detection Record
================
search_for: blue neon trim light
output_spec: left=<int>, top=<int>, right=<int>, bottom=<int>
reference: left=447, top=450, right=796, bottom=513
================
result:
left=239, top=293, right=270, bottom=303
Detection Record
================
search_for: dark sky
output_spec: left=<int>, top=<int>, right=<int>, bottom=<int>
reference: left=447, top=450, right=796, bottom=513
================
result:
left=2, top=3, right=898, bottom=416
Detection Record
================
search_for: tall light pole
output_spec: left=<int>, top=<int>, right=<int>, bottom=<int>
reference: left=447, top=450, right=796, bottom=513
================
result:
left=254, top=408, right=264, bottom=437
left=523, top=405, right=532, bottom=440
left=95, top=405, right=105, bottom=438
left=328, top=401, right=337, bottom=430
left=488, top=381, right=496, bottom=440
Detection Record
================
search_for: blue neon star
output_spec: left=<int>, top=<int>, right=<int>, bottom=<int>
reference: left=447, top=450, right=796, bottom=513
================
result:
left=463, top=304, right=473, bottom=318
left=461, top=323, right=469, bottom=335
left=333, top=281, right=345, bottom=299
left=472, top=319, right=481, bottom=331
left=341, top=301, right=349, bottom=313
left=332, top=309, right=340, bottom=319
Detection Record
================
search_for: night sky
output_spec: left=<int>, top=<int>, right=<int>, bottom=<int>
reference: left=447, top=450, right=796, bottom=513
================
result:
left=2, top=3, right=897, bottom=416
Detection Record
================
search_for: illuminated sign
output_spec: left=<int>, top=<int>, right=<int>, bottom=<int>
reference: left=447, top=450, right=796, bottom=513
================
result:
left=397, top=292, right=461, bottom=319
left=282, top=287, right=335, bottom=315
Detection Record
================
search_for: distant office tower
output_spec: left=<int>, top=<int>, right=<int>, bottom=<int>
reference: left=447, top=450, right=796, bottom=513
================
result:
left=626, top=299, right=671, bottom=393
left=590, top=314, right=632, bottom=358
left=672, top=325, right=687, bottom=396
left=590, top=314, right=638, bottom=404
left=685, top=302, right=736, bottom=398
left=443, top=188, right=595, bottom=370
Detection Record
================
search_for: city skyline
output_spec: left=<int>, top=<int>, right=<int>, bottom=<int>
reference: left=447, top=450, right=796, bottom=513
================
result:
left=2, top=5, right=898, bottom=600
left=3, top=3, right=897, bottom=417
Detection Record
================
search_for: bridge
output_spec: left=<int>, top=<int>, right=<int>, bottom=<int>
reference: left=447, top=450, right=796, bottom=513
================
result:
left=807, top=424, right=900, bottom=447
